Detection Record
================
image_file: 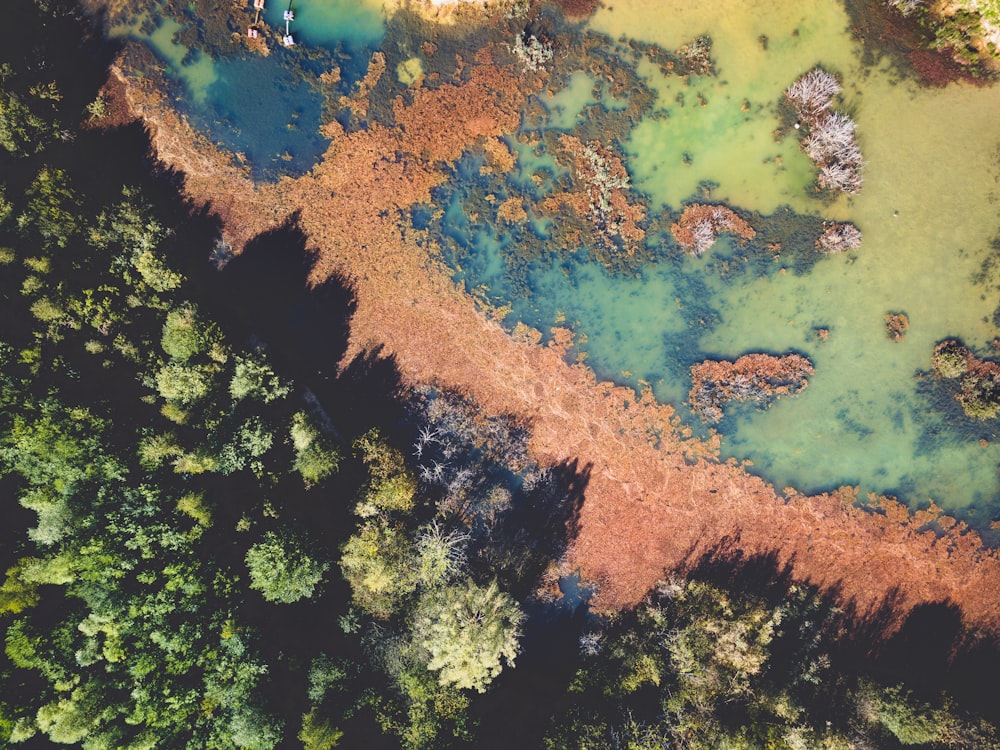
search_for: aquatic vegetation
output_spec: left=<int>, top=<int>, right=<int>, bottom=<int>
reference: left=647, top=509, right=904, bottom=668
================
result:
left=85, top=0, right=1000, bottom=648
left=551, top=0, right=601, bottom=19
left=510, top=31, right=553, bottom=72
left=553, top=134, right=646, bottom=253
left=675, top=35, right=715, bottom=76
left=10, top=3, right=1000, bottom=747
left=933, top=340, right=972, bottom=379
left=845, top=0, right=1000, bottom=83
left=884, top=312, right=909, bottom=341
left=932, top=340, right=1000, bottom=420
left=670, top=203, right=756, bottom=257
left=785, top=67, right=865, bottom=194
left=815, top=221, right=862, bottom=252
left=887, top=0, right=928, bottom=14
left=689, top=353, right=814, bottom=423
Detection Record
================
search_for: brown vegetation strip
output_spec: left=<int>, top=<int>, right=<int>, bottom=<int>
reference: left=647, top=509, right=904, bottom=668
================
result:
left=112, top=41, right=1000, bottom=636
left=689, top=353, right=814, bottom=424
left=670, top=203, right=755, bottom=257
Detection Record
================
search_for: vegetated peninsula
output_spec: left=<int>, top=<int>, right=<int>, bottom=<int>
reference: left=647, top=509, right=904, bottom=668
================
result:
left=2, top=0, right=1000, bottom=748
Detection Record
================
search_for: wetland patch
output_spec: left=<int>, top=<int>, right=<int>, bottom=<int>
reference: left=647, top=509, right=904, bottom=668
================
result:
left=109, top=0, right=1000, bottom=527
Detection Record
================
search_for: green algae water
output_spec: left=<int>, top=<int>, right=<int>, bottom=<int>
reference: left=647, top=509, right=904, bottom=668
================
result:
left=441, top=0, right=1000, bottom=524
left=110, top=15, right=218, bottom=103
left=584, top=0, right=1000, bottom=518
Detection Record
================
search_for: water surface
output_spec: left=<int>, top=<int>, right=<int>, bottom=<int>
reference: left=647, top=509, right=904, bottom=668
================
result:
left=119, top=0, right=1000, bottom=524
left=448, top=0, right=1000, bottom=523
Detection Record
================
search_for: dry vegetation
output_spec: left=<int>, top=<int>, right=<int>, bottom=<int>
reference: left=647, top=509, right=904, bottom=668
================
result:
left=785, top=68, right=865, bottom=194
left=884, top=312, right=909, bottom=341
left=816, top=221, right=863, bottom=253
left=110, top=31, right=1000, bottom=637
left=670, top=203, right=756, bottom=257
left=554, top=134, right=646, bottom=253
left=689, top=353, right=814, bottom=423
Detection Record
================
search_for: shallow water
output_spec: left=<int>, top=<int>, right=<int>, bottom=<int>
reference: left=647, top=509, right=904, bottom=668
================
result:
left=114, top=0, right=386, bottom=180
left=449, top=0, right=1000, bottom=523
left=111, top=15, right=217, bottom=103
left=592, top=0, right=1000, bottom=515
left=262, top=0, right=385, bottom=53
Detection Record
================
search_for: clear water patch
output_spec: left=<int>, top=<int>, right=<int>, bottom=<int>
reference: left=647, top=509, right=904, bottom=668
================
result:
left=262, top=0, right=385, bottom=55
left=113, top=2, right=388, bottom=181
left=191, top=55, right=329, bottom=181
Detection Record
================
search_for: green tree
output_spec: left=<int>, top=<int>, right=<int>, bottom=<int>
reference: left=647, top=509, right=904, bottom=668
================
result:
left=290, top=412, right=340, bottom=485
left=161, top=305, right=210, bottom=361
left=0, top=185, right=12, bottom=226
left=17, top=168, right=78, bottom=250
left=0, top=80, right=55, bottom=155
left=353, top=430, right=416, bottom=517
left=34, top=686, right=100, bottom=745
left=155, top=362, right=211, bottom=405
left=299, top=708, right=343, bottom=750
left=0, top=561, right=40, bottom=615
left=413, top=522, right=467, bottom=588
left=89, top=191, right=181, bottom=295
left=230, top=353, right=291, bottom=403
left=245, top=531, right=329, bottom=604
left=392, top=667, right=471, bottom=750
left=412, top=578, right=522, bottom=693
left=215, top=417, right=274, bottom=475
left=857, top=683, right=949, bottom=746
left=340, top=519, right=417, bottom=619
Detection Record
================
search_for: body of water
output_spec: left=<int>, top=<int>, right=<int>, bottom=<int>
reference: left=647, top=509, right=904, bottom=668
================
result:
left=444, top=0, right=1000, bottom=522
left=112, top=0, right=387, bottom=180
left=117, top=0, right=1000, bottom=523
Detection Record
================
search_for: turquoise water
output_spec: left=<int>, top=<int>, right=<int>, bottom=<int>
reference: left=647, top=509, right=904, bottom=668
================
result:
left=542, top=72, right=598, bottom=130
left=262, top=0, right=385, bottom=54
left=117, top=0, right=1000, bottom=524
left=115, top=0, right=387, bottom=180
left=195, top=56, right=329, bottom=181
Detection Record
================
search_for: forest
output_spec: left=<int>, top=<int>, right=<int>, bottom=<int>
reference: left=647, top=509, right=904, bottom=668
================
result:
left=1, top=1, right=1000, bottom=748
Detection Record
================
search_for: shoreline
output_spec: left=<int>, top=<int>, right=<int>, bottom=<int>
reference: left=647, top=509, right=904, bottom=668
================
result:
left=106, top=27, right=1000, bottom=636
